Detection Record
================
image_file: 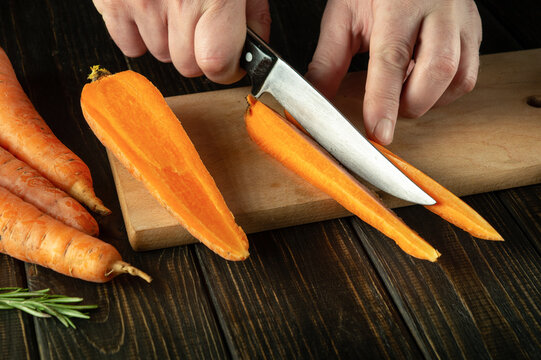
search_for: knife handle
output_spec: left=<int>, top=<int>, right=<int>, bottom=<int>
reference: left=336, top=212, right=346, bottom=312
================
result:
left=241, top=28, right=278, bottom=96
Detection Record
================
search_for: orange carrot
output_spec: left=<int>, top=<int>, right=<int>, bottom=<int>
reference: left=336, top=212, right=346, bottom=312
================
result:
left=0, top=186, right=150, bottom=283
left=370, top=142, right=504, bottom=241
left=0, top=146, right=99, bottom=235
left=245, top=96, right=440, bottom=261
left=0, top=47, right=109, bottom=215
left=80, top=67, right=249, bottom=261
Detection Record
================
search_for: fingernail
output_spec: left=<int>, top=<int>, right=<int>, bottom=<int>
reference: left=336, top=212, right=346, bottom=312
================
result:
left=373, top=118, right=394, bottom=144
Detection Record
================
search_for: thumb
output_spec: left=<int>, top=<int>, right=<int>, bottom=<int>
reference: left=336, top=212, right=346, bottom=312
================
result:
left=305, top=0, right=356, bottom=99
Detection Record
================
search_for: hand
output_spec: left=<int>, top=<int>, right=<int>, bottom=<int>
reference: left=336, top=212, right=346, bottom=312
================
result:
left=306, top=0, right=482, bottom=145
left=92, top=0, right=271, bottom=84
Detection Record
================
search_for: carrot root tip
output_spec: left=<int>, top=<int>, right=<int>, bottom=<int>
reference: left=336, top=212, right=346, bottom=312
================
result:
left=70, top=180, right=111, bottom=215
left=110, top=261, right=152, bottom=283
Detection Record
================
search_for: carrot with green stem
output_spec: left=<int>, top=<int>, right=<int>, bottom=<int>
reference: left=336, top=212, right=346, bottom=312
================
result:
left=0, top=186, right=150, bottom=283
left=0, top=146, right=99, bottom=235
left=0, top=47, right=109, bottom=215
left=246, top=96, right=440, bottom=261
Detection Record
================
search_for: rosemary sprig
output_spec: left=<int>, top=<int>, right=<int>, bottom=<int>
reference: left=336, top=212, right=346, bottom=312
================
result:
left=0, top=287, right=98, bottom=328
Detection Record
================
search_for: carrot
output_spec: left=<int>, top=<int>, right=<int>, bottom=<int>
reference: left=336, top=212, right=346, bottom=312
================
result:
left=370, top=142, right=504, bottom=241
left=80, top=67, right=249, bottom=261
left=0, top=47, right=110, bottom=215
left=0, top=146, right=99, bottom=235
left=0, top=186, right=150, bottom=283
left=285, top=103, right=503, bottom=241
left=245, top=96, right=440, bottom=261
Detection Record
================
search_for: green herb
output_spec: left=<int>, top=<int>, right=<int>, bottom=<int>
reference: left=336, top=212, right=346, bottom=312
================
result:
left=0, top=287, right=98, bottom=328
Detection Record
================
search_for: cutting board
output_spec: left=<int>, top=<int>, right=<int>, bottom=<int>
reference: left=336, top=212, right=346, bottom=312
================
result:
left=107, top=49, right=541, bottom=251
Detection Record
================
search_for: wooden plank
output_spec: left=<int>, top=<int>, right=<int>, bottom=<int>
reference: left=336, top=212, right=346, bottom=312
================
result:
left=0, top=256, right=39, bottom=360
left=0, top=3, right=46, bottom=359
left=197, top=219, right=423, bottom=359
left=109, top=48, right=541, bottom=251
left=1, top=1, right=230, bottom=359
left=351, top=193, right=541, bottom=359
left=27, top=246, right=229, bottom=360
left=498, top=184, right=541, bottom=253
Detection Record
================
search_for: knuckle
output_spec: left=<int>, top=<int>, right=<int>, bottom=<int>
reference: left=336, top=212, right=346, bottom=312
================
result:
left=205, top=0, right=228, bottom=11
left=121, top=47, right=146, bottom=58
left=172, top=57, right=202, bottom=78
left=401, top=105, right=426, bottom=119
left=458, top=72, right=477, bottom=93
left=131, top=0, right=153, bottom=13
left=95, top=0, right=123, bottom=16
left=197, top=55, right=231, bottom=77
left=426, top=52, right=459, bottom=82
left=376, top=43, right=412, bottom=70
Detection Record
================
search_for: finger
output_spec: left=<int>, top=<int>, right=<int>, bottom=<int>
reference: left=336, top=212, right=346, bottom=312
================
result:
left=364, top=6, right=420, bottom=145
left=434, top=12, right=482, bottom=107
left=168, top=0, right=203, bottom=77
left=399, top=11, right=460, bottom=118
left=130, top=1, right=170, bottom=62
left=246, top=0, right=271, bottom=42
left=100, top=11, right=147, bottom=58
left=305, top=0, right=357, bottom=99
left=434, top=39, right=479, bottom=107
left=194, top=0, right=247, bottom=84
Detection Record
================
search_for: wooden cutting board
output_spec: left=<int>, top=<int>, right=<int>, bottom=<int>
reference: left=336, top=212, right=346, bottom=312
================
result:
left=107, top=49, right=541, bottom=251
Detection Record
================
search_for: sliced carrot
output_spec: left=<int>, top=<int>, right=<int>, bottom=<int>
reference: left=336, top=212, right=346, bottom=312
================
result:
left=285, top=102, right=502, bottom=241
left=80, top=67, right=249, bottom=261
left=0, top=186, right=150, bottom=283
left=245, top=96, right=440, bottom=261
left=0, top=47, right=109, bottom=215
left=0, top=146, right=99, bottom=235
left=370, top=142, right=503, bottom=241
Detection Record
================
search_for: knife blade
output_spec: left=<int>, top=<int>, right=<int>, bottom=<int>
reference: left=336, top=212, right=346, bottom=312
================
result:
left=240, top=28, right=435, bottom=206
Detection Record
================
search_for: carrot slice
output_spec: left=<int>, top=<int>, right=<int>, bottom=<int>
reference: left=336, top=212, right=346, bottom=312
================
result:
left=246, top=96, right=440, bottom=261
left=285, top=105, right=502, bottom=241
left=0, top=146, right=99, bottom=235
left=0, top=186, right=150, bottom=283
left=370, top=142, right=503, bottom=241
left=80, top=67, right=249, bottom=261
left=0, top=48, right=109, bottom=215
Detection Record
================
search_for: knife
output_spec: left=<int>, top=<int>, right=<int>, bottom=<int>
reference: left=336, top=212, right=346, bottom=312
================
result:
left=240, top=28, right=435, bottom=205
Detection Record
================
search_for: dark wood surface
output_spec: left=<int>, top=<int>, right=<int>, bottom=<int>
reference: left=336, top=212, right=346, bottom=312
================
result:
left=1, top=0, right=540, bottom=359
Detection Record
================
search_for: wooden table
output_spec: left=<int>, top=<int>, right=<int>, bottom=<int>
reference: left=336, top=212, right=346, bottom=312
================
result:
left=2, top=1, right=540, bottom=359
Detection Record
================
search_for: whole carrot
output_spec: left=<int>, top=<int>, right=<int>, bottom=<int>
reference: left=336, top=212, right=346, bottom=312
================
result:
left=0, top=146, right=99, bottom=235
left=0, top=47, right=109, bottom=215
left=0, top=186, right=150, bottom=283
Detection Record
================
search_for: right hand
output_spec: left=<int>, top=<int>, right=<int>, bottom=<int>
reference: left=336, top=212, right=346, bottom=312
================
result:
left=92, top=0, right=271, bottom=84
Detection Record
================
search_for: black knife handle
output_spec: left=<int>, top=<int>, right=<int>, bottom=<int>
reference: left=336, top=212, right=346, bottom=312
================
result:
left=241, top=28, right=278, bottom=95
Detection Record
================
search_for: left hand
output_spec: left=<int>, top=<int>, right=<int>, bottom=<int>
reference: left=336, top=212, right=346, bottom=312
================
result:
left=305, top=0, right=483, bottom=145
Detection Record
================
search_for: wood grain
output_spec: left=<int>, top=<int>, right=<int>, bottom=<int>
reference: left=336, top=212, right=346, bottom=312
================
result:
left=352, top=193, right=541, bottom=359
left=0, top=0, right=539, bottom=359
left=498, top=184, right=541, bottom=253
left=0, top=256, right=38, bottom=360
left=2, top=1, right=230, bottom=359
left=197, top=219, right=422, bottom=359
left=109, top=49, right=541, bottom=251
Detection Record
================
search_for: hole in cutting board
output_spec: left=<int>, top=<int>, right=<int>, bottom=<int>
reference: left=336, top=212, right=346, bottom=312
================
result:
left=526, top=95, right=541, bottom=108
